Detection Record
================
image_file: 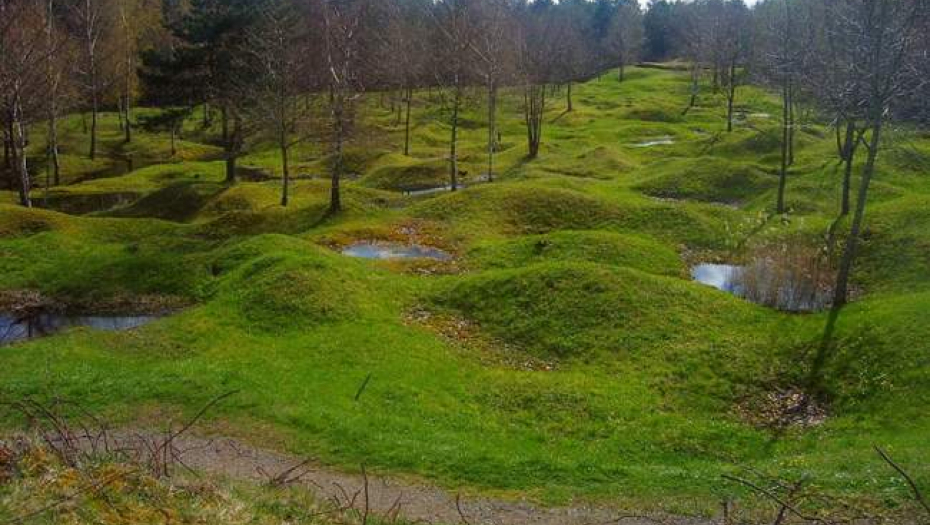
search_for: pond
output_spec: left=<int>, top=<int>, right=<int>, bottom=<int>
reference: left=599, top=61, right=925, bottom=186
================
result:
left=691, top=264, right=742, bottom=293
left=691, top=262, right=832, bottom=312
left=0, top=313, right=158, bottom=345
left=402, top=185, right=459, bottom=197
left=631, top=136, right=675, bottom=148
left=342, top=242, right=452, bottom=261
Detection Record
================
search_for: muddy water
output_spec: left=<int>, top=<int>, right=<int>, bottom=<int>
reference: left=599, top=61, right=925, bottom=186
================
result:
left=402, top=185, right=459, bottom=196
left=691, top=264, right=742, bottom=293
left=0, top=313, right=157, bottom=345
left=631, top=136, right=675, bottom=147
left=342, top=242, right=451, bottom=261
left=691, top=262, right=832, bottom=312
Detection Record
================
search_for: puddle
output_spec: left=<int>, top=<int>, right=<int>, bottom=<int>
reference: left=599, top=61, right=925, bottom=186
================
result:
left=692, top=264, right=742, bottom=293
left=630, top=136, right=675, bottom=148
left=342, top=242, right=451, bottom=261
left=1, top=313, right=158, bottom=345
left=402, top=185, right=460, bottom=197
left=692, top=262, right=832, bottom=312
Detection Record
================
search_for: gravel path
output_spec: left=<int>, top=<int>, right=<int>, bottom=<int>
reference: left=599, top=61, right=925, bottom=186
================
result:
left=151, top=434, right=714, bottom=525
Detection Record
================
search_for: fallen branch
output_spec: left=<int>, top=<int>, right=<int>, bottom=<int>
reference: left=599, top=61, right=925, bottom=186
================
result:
left=354, top=373, right=372, bottom=401
left=722, top=474, right=832, bottom=525
left=875, top=446, right=930, bottom=517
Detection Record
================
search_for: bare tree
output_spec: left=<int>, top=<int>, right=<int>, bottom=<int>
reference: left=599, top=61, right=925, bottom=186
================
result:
left=247, top=0, right=317, bottom=207
left=677, top=1, right=712, bottom=115
left=429, top=0, right=478, bottom=191
left=72, top=0, right=113, bottom=161
left=517, top=4, right=557, bottom=159
left=380, top=0, right=429, bottom=158
left=605, top=0, right=644, bottom=83
left=112, top=0, right=157, bottom=145
left=719, top=1, right=751, bottom=132
left=826, top=0, right=927, bottom=307
left=43, top=0, right=71, bottom=186
left=0, top=0, right=52, bottom=206
left=754, top=0, right=804, bottom=214
left=469, top=0, right=515, bottom=182
left=320, top=0, right=368, bottom=214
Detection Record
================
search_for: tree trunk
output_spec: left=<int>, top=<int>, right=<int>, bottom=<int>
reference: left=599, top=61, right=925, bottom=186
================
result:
left=329, top=94, right=344, bottom=215
left=525, top=83, right=545, bottom=159
left=88, top=36, right=99, bottom=160
left=725, top=59, right=738, bottom=133
left=787, top=83, right=796, bottom=166
left=566, top=81, right=573, bottom=112
left=487, top=80, right=496, bottom=183
left=2, top=132, right=9, bottom=170
left=9, top=102, right=32, bottom=208
left=840, top=120, right=857, bottom=216
left=221, top=105, right=229, bottom=143
left=833, top=117, right=883, bottom=308
left=225, top=155, right=236, bottom=183
left=280, top=138, right=290, bottom=207
left=330, top=115, right=343, bottom=214
left=170, top=125, right=177, bottom=156
left=223, top=110, right=237, bottom=184
left=89, top=91, right=98, bottom=160
left=777, top=76, right=790, bottom=214
left=47, top=108, right=61, bottom=186
left=118, top=96, right=125, bottom=131
left=449, top=85, right=460, bottom=191
left=683, top=65, right=699, bottom=115
left=124, top=94, right=132, bottom=144
left=403, top=86, right=412, bottom=156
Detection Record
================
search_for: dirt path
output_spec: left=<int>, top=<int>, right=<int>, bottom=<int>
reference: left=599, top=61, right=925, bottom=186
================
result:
left=139, top=434, right=713, bottom=525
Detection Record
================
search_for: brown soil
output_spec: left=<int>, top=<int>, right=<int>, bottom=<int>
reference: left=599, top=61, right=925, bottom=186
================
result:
left=108, top=432, right=712, bottom=525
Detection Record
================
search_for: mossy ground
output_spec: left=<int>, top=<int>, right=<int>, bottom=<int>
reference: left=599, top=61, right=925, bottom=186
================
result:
left=0, top=67, right=928, bottom=516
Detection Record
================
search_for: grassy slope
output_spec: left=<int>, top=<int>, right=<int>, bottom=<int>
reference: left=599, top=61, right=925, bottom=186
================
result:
left=0, top=67, right=928, bottom=515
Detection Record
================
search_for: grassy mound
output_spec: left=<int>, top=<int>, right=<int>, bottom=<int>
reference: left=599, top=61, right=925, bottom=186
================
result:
left=467, top=230, right=683, bottom=276
left=0, top=205, right=75, bottom=238
left=0, top=214, right=211, bottom=302
left=636, top=158, right=776, bottom=205
left=361, top=155, right=449, bottom=190
left=411, top=183, right=625, bottom=238
left=430, top=261, right=768, bottom=361
left=211, top=235, right=375, bottom=331
left=852, top=194, right=930, bottom=292
left=107, top=181, right=226, bottom=221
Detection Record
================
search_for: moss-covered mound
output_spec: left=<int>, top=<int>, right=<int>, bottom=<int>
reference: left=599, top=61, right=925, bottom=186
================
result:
left=108, top=181, right=226, bottom=221
left=212, top=235, right=370, bottom=331
left=361, top=155, right=449, bottom=190
left=467, top=230, right=683, bottom=276
left=412, top=183, right=625, bottom=236
left=0, top=205, right=75, bottom=238
left=637, top=158, right=776, bottom=205
left=430, top=261, right=767, bottom=361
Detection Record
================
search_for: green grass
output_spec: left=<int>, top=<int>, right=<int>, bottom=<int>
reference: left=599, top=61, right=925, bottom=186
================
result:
left=1, top=66, right=928, bottom=518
